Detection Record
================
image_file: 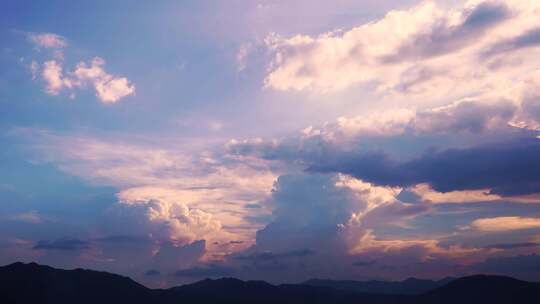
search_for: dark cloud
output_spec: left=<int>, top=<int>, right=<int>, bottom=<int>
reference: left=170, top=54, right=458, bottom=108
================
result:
left=482, top=27, right=540, bottom=58
left=145, top=269, right=161, bottom=276
left=234, top=249, right=315, bottom=262
left=228, top=101, right=518, bottom=172
left=383, top=1, right=511, bottom=62
left=175, top=264, right=236, bottom=278
left=153, top=240, right=206, bottom=271
left=33, top=238, right=89, bottom=251
left=95, top=235, right=149, bottom=243
left=486, top=243, right=540, bottom=250
left=396, top=190, right=423, bottom=204
left=310, top=139, right=540, bottom=196
left=353, top=260, right=377, bottom=267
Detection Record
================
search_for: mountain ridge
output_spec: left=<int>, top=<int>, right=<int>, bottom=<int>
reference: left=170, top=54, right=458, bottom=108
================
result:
left=1, top=262, right=539, bottom=304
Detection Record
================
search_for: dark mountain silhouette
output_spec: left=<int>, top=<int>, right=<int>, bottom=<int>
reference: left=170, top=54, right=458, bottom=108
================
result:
left=418, top=274, right=540, bottom=304
left=1, top=262, right=539, bottom=304
left=303, top=277, right=455, bottom=295
left=161, top=277, right=403, bottom=304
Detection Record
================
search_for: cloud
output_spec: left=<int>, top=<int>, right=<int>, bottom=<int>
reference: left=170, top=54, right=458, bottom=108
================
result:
left=227, top=97, right=520, bottom=166
left=145, top=269, right=161, bottom=276
left=3, top=211, right=43, bottom=224
left=27, top=32, right=134, bottom=103
left=310, top=139, right=540, bottom=196
left=347, top=229, right=480, bottom=261
left=485, top=242, right=540, bottom=249
left=117, top=197, right=221, bottom=246
left=404, top=184, right=501, bottom=204
left=482, top=27, right=540, bottom=58
left=382, top=1, right=511, bottom=62
left=352, top=260, right=377, bottom=267
left=261, top=0, right=540, bottom=97
left=33, top=238, right=89, bottom=251
left=40, top=57, right=135, bottom=103
left=234, top=249, right=315, bottom=262
left=227, top=172, right=471, bottom=281
left=28, top=32, right=67, bottom=49
left=236, top=43, right=252, bottom=72
left=153, top=240, right=206, bottom=271
left=22, top=131, right=277, bottom=259
left=30, top=60, right=39, bottom=80
left=471, top=217, right=540, bottom=232
left=42, top=60, right=67, bottom=95
left=227, top=84, right=540, bottom=198
left=71, top=57, right=135, bottom=103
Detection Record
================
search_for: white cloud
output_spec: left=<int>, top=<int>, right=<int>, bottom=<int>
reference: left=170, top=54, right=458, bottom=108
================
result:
left=30, top=60, right=39, bottom=80
left=40, top=57, right=135, bottom=103
left=236, top=43, right=252, bottom=72
left=3, top=211, right=43, bottom=224
left=262, top=0, right=540, bottom=101
left=348, top=229, right=480, bottom=260
left=117, top=197, right=222, bottom=246
left=409, top=183, right=501, bottom=203
left=27, top=31, right=134, bottom=103
left=72, top=57, right=135, bottom=103
left=23, top=131, right=276, bottom=257
left=42, top=60, right=69, bottom=95
left=28, top=32, right=67, bottom=49
left=472, top=216, right=540, bottom=232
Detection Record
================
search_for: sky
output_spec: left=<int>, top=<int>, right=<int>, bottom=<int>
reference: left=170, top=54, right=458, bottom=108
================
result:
left=2, top=0, right=540, bottom=287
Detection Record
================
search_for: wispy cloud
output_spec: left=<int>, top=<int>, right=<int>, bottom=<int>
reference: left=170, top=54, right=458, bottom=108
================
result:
left=472, top=217, right=540, bottom=232
left=28, top=32, right=67, bottom=49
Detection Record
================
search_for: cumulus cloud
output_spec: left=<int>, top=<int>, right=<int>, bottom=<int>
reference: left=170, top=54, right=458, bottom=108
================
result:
left=226, top=97, right=521, bottom=165
left=227, top=72, right=540, bottom=199
left=28, top=32, right=67, bottom=49
left=153, top=240, right=206, bottom=272
left=262, top=0, right=540, bottom=99
left=471, top=217, right=540, bottom=232
left=117, top=197, right=222, bottom=246
left=21, top=131, right=277, bottom=259
left=381, top=1, right=511, bottom=62
left=40, top=57, right=135, bottom=103
left=27, top=32, right=134, bottom=103
left=42, top=60, right=67, bottom=95
left=71, top=57, right=135, bottom=103
left=226, top=173, right=472, bottom=280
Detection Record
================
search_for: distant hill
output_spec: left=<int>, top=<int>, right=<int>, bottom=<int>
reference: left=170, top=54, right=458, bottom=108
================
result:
left=303, top=277, right=455, bottom=295
left=419, top=274, right=540, bottom=304
left=1, top=262, right=539, bottom=304
left=0, top=262, right=154, bottom=304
